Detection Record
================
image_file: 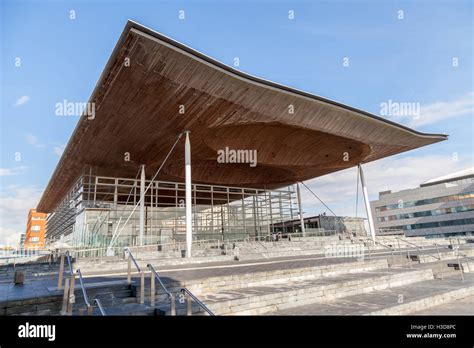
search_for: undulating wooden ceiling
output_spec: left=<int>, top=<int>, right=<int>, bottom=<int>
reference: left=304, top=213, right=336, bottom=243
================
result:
left=37, top=21, right=447, bottom=213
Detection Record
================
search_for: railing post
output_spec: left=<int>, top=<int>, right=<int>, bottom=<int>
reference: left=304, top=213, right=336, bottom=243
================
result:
left=457, top=254, right=464, bottom=281
left=407, top=249, right=412, bottom=269
left=186, top=292, right=192, bottom=316
left=57, top=253, right=65, bottom=290
left=67, top=273, right=76, bottom=315
left=127, top=255, right=132, bottom=284
left=170, top=294, right=176, bottom=316
left=367, top=243, right=371, bottom=259
left=140, top=271, right=145, bottom=304
left=150, top=272, right=155, bottom=307
left=437, top=258, right=443, bottom=280
left=61, top=278, right=70, bottom=315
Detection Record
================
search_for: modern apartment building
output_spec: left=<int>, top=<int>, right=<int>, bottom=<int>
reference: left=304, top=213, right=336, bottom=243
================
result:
left=24, top=209, right=47, bottom=249
left=371, top=168, right=474, bottom=238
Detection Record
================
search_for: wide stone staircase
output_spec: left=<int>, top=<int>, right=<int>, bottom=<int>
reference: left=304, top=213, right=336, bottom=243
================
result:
left=1, top=235, right=473, bottom=316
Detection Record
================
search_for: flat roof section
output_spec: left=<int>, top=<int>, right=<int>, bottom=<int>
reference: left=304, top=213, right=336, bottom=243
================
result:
left=37, top=20, right=447, bottom=213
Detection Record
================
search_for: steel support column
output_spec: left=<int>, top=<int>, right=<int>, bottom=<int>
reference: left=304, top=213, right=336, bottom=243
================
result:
left=358, top=164, right=376, bottom=240
left=296, top=183, right=306, bottom=237
left=185, top=131, right=192, bottom=257
left=139, top=164, right=145, bottom=245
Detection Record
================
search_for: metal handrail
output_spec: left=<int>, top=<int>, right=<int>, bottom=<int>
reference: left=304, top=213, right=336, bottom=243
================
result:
left=94, top=298, right=106, bottom=316
left=395, top=237, right=440, bottom=261
left=438, top=242, right=474, bottom=262
left=180, top=288, right=215, bottom=316
left=370, top=238, right=395, bottom=251
left=367, top=238, right=397, bottom=265
left=76, top=269, right=91, bottom=308
left=147, top=264, right=172, bottom=298
left=395, top=237, right=422, bottom=250
left=124, top=248, right=141, bottom=272
left=65, top=250, right=74, bottom=275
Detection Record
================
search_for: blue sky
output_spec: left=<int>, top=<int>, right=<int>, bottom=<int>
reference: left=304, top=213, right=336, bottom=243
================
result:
left=1, top=0, right=473, bottom=245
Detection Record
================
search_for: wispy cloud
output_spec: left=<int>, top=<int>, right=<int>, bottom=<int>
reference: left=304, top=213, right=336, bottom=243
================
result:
left=386, top=92, right=474, bottom=128
left=0, top=166, right=28, bottom=177
left=13, top=95, right=30, bottom=107
left=53, top=144, right=65, bottom=156
left=0, top=186, right=42, bottom=246
left=26, top=133, right=46, bottom=148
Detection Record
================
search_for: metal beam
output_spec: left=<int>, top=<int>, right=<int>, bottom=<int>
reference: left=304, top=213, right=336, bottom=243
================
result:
left=358, top=164, right=376, bottom=240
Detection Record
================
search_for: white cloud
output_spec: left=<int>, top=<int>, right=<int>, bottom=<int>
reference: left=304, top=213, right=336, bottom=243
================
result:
left=0, top=166, right=27, bottom=176
left=26, top=133, right=46, bottom=148
left=386, top=92, right=474, bottom=127
left=0, top=186, right=42, bottom=247
left=301, top=155, right=471, bottom=218
left=53, top=144, right=65, bottom=156
left=0, top=227, right=22, bottom=248
left=14, top=95, right=30, bottom=107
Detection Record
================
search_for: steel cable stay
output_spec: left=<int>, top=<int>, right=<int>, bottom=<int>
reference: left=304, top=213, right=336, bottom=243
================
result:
left=106, top=167, right=143, bottom=250
left=108, top=132, right=184, bottom=249
left=84, top=167, right=141, bottom=250
left=299, top=181, right=337, bottom=217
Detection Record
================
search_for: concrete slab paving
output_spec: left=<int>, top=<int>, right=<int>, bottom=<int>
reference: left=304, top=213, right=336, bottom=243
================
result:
left=412, top=294, right=474, bottom=315
left=269, top=273, right=474, bottom=315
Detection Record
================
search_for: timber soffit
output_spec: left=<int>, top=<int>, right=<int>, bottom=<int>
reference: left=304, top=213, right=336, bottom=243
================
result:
left=37, top=20, right=447, bottom=213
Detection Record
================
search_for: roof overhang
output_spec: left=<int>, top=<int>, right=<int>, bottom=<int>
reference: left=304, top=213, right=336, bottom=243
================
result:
left=37, top=20, right=447, bottom=213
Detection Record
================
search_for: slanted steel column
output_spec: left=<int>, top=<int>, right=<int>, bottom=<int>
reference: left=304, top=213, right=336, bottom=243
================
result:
left=139, top=164, right=145, bottom=245
left=296, top=183, right=306, bottom=237
left=358, top=164, right=376, bottom=240
left=185, top=131, right=192, bottom=257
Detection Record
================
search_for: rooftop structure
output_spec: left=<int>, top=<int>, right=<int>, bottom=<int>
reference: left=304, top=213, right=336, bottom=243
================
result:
left=36, top=21, right=447, bottom=251
left=37, top=20, right=446, bottom=214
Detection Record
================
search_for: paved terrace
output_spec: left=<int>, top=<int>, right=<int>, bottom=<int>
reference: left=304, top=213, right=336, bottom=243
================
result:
left=1, top=239, right=473, bottom=315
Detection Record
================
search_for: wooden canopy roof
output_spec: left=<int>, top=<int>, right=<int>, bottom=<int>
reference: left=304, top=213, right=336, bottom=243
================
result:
left=37, top=20, right=447, bottom=213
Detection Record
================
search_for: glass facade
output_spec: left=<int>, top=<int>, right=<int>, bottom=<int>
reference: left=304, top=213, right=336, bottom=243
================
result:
left=372, top=174, right=474, bottom=238
left=46, top=174, right=297, bottom=248
left=390, top=218, right=474, bottom=231
left=377, top=204, right=474, bottom=222
left=375, top=192, right=474, bottom=212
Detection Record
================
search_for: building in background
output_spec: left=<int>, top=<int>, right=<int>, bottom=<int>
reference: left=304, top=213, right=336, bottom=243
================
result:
left=371, top=168, right=474, bottom=238
left=18, top=233, right=26, bottom=250
left=271, top=214, right=366, bottom=236
left=24, top=209, right=47, bottom=249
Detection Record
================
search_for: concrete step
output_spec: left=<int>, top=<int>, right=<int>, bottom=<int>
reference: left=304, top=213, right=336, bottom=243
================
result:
left=432, top=263, right=461, bottom=279
left=1, top=295, right=63, bottom=316
left=412, top=248, right=474, bottom=263
left=0, top=262, right=62, bottom=283
left=269, top=274, right=474, bottom=315
left=71, top=281, right=132, bottom=308
left=92, top=302, right=156, bottom=316
left=411, top=294, right=474, bottom=315
left=126, top=258, right=391, bottom=299
left=201, top=268, right=434, bottom=315
left=1, top=279, right=133, bottom=315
